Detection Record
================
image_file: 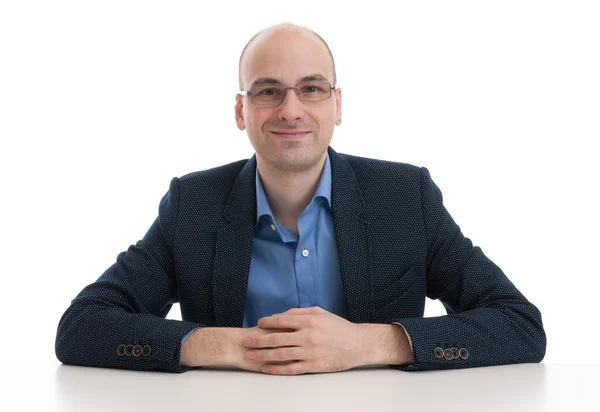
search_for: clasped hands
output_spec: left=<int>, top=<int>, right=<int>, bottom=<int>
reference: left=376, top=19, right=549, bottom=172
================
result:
left=240, top=306, right=366, bottom=376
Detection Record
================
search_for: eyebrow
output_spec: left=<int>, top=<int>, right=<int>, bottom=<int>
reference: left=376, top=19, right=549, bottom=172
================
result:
left=248, top=74, right=330, bottom=89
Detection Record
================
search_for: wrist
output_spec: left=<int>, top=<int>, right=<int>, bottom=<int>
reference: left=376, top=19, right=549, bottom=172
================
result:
left=181, top=327, right=238, bottom=367
left=358, top=323, right=413, bottom=366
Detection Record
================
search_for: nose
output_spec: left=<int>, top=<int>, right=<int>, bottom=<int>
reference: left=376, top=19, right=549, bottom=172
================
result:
left=277, top=88, right=305, bottom=123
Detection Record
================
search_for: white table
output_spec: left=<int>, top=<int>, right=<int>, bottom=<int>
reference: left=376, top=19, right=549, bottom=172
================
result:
left=4, top=362, right=596, bottom=411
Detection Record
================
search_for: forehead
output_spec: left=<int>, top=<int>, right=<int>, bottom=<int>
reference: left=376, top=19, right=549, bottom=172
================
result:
left=242, top=29, right=334, bottom=87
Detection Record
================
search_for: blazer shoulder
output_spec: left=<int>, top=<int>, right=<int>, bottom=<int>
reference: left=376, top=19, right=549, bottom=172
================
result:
left=175, top=158, right=250, bottom=207
left=178, top=159, right=249, bottom=184
left=339, top=152, right=423, bottom=180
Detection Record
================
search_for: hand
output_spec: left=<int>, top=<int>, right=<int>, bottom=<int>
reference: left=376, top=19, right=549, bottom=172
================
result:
left=241, top=306, right=366, bottom=375
left=231, top=326, right=297, bottom=373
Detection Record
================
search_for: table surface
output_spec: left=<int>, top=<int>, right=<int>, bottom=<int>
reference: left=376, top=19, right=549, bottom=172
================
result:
left=4, top=361, right=596, bottom=411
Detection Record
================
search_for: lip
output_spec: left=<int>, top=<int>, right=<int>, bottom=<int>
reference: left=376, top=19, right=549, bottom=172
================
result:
left=270, top=130, right=311, bottom=138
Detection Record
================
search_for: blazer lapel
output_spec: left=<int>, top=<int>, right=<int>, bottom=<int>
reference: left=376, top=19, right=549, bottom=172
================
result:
left=212, top=156, right=257, bottom=327
left=328, top=147, right=372, bottom=324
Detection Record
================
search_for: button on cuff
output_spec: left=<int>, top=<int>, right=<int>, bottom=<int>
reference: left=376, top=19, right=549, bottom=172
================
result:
left=117, top=344, right=126, bottom=356
left=143, top=345, right=152, bottom=357
left=125, top=344, right=134, bottom=356
left=133, top=345, right=143, bottom=357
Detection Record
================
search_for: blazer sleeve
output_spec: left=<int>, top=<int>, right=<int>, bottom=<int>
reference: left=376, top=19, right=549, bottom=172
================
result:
left=55, top=177, right=204, bottom=373
left=386, top=167, right=546, bottom=371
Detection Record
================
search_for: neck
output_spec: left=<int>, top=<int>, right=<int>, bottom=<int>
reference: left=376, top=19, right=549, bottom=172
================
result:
left=256, top=153, right=327, bottom=232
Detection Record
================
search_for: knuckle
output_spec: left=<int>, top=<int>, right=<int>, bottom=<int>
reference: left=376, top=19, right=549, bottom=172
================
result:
left=307, top=331, right=320, bottom=345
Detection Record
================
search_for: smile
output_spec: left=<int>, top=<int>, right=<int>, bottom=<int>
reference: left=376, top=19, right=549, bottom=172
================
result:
left=270, top=131, right=311, bottom=138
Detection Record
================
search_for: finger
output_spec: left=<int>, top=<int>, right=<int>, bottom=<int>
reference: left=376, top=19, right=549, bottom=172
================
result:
left=281, top=307, right=323, bottom=315
left=246, top=346, right=304, bottom=363
left=258, top=314, right=311, bottom=330
left=262, top=360, right=310, bottom=376
left=242, top=331, right=302, bottom=348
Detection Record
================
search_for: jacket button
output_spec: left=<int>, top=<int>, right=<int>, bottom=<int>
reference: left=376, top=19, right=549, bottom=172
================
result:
left=443, top=349, right=453, bottom=360
left=459, top=348, right=469, bottom=360
left=451, top=348, right=460, bottom=359
left=125, top=344, right=134, bottom=356
left=142, top=345, right=152, bottom=357
left=133, top=345, right=143, bottom=357
left=117, top=344, right=126, bottom=356
left=434, top=347, right=444, bottom=359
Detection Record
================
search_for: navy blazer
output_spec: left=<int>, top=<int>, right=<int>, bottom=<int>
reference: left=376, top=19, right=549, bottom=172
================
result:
left=55, top=146, right=546, bottom=373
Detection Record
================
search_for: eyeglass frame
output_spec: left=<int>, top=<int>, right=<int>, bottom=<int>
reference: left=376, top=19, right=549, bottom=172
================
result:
left=239, top=80, right=338, bottom=106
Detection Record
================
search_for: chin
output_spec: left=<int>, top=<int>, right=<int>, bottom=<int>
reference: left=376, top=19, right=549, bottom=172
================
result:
left=266, top=151, right=323, bottom=173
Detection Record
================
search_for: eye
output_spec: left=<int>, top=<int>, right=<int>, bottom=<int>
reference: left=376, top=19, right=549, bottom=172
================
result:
left=302, top=85, right=322, bottom=93
left=259, top=88, right=281, bottom=96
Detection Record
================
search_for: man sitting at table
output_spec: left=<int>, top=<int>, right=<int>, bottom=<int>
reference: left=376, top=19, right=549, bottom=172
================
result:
left=55, top=23, right=546, bottom=375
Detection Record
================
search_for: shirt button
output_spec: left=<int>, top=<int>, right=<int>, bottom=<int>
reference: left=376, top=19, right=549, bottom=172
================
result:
left=270, top=224, right=276, bottom=231
left=301, top=249, right=309, bottom=257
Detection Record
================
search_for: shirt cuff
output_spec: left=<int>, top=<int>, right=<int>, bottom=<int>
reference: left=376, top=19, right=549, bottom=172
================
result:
left=181, top=327, right=202, bottom=344
left=391, top=322, right=413, bottom=352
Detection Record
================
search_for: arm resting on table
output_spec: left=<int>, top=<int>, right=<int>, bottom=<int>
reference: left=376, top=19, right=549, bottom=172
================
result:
left=385, top=167, right=547, bottom=371
left=55, top=177, right=203, bottom=373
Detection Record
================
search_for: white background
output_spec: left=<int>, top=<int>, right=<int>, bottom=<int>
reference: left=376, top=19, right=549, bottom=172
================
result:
left=1, top=0, right=598, bottom=366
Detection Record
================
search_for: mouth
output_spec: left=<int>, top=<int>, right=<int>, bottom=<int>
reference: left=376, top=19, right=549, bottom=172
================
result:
left=270, top=130, right=311, bottom=138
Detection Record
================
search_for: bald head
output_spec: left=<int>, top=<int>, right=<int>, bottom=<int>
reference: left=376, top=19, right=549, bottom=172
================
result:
left=238, top=23, right=337, bottom=90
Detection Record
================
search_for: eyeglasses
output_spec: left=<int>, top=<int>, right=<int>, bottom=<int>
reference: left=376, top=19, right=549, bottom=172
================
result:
left=240, top=80, right=337, bottom=107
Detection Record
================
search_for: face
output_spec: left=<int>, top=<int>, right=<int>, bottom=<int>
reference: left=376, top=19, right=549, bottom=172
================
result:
left=235, top=29, right=342, bottom=174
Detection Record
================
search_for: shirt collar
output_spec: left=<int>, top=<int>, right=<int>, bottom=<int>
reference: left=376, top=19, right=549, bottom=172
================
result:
left=255, top=152, right=332, bottom=224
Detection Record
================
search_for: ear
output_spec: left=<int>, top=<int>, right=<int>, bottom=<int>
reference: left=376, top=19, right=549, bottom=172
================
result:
left=334, top=87, right=342, bottom=125
left=235, top=94, right=246, bottom=130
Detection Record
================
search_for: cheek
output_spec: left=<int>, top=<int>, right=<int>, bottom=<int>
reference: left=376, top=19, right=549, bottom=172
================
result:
left=246, top=109, right=271, bottom=134
left=318, top=107, right=337, bottom=127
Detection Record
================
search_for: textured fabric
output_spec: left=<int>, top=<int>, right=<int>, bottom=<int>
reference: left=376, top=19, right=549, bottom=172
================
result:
left=55, top=146, right=546, bottom=373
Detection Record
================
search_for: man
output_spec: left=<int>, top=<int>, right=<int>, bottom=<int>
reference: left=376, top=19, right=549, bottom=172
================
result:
left=55, top=23, right=546, bottom=376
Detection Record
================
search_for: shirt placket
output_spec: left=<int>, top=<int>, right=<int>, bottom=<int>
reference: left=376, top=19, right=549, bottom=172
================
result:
left=295, top=209, right=318, bottom=308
